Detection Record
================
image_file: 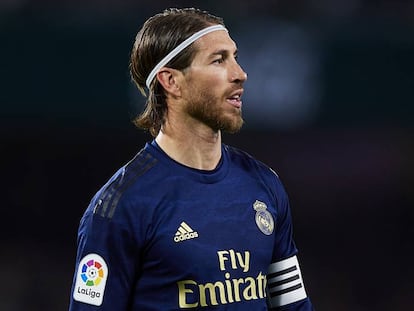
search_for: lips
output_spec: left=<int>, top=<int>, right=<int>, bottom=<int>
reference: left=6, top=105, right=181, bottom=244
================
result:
left=226, top=89, right=243, bottom=108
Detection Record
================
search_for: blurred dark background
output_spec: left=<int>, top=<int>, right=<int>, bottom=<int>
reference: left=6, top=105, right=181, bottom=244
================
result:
left=1, top=0, right=413, bottom=310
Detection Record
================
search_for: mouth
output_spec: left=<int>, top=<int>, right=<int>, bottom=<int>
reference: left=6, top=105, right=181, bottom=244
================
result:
left=226, top=89, right=243, bottom=108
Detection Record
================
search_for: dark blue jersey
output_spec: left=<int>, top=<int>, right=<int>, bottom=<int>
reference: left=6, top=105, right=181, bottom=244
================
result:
left=69, top=141, right=314, bottom=310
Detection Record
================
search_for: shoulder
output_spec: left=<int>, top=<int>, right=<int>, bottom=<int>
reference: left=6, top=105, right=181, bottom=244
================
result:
left=224, top=144, right=288, bottom=200
left=90, top=147, right=160, bottom=220
left=224, top=144, right=279, bottom=179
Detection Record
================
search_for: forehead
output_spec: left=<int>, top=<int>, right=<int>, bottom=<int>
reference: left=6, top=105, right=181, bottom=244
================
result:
left=192, top=30, right=237, bottom=55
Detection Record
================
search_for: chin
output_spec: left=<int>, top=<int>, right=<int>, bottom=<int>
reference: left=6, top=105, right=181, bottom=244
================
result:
left=221, top=118, right=244, bottom=134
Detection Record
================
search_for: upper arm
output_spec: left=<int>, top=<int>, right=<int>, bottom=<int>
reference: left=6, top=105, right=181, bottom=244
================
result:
left=69, top=198, right=141, bottom=310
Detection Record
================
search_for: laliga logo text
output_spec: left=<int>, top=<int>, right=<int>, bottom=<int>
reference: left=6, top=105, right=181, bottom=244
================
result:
left=76, top=287, right=101, bottom=299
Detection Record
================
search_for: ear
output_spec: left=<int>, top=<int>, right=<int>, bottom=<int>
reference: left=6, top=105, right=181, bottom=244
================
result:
left=156, top=68, right=182, bottom=97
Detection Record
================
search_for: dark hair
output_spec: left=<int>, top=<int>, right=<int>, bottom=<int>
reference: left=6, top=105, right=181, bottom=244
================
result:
left=129, top=8, right=225, bottom=137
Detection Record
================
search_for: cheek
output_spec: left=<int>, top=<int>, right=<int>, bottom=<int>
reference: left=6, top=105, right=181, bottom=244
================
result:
left=184, top=68, right=227, bottom=99
left=190, top=67, right=227, bottom=85
left=200, top=74, right=226, bottom=96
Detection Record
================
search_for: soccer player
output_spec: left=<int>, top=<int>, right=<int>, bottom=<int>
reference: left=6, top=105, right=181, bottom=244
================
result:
left=68, top=7, right=315, bottom=310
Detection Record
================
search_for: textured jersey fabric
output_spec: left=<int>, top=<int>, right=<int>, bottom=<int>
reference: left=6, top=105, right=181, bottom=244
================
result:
left=68, top=141, right=314, bottom=310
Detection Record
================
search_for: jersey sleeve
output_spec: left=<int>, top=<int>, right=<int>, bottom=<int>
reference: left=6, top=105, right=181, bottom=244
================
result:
left=266, top=171, right=315, bottom=311
left=68, top=195, right=142, bottom=311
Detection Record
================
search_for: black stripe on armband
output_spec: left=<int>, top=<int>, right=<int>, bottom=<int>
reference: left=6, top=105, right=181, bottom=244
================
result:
left=266, top=255, right=307, bottom=307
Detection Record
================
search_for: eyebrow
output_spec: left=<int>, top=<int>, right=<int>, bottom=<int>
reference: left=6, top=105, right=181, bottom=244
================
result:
left=209, top=48, right=238, bottom=58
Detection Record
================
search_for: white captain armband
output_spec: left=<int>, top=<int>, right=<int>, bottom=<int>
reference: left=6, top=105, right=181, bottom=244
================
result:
left=266, top=255, right=308, bottom=308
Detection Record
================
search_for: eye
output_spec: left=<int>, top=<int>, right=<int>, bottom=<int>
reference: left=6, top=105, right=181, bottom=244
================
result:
left=213, top=57, right=224, bottom=64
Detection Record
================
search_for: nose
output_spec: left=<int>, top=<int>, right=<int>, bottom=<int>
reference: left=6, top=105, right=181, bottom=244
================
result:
left=231, top=62, right=248, bottom=83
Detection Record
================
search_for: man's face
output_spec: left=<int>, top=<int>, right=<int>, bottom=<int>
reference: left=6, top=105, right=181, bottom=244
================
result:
left=180, top=29, right=247, bottom=133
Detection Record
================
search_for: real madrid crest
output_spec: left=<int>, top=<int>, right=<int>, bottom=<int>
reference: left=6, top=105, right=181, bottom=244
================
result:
left=253, top=200, right=274, bottom=235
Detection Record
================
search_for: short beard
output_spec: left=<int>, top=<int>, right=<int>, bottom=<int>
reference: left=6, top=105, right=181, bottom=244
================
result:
left=185, top=90, right=244, bottom=134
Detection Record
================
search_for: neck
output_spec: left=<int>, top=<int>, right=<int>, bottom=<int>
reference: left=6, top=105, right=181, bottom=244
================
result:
left=155, top=119, right=222, bottom=171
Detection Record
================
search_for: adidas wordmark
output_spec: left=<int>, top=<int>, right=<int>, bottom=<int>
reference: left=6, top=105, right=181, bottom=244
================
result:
left=174, top=222, right=199, bottom=243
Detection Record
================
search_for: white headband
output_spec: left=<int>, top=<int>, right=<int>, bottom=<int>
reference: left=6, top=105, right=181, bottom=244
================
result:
left=145, top=24, right=228, bottom=89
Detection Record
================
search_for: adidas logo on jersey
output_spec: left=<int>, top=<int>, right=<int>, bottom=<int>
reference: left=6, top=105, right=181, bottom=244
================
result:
left=174, top=222, right=199, bottom=243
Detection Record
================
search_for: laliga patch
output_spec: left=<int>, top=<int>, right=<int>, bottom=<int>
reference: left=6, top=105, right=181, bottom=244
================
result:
left=253, top=200, right=274, bottom=235
left=73, top=253, right=108, bottom=306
